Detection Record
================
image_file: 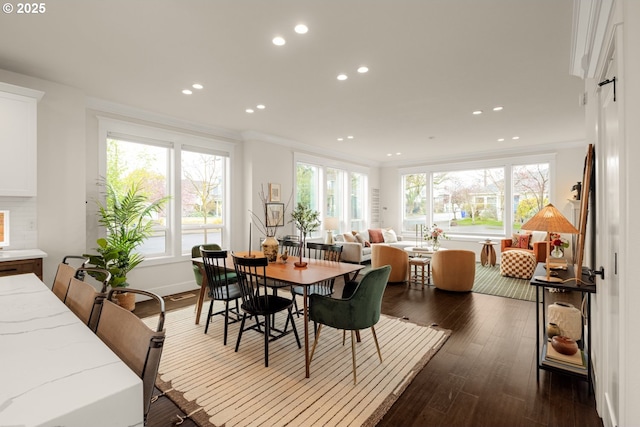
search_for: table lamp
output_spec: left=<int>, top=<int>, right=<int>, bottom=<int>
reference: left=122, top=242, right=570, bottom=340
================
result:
left=324, top=217, right=339, bottom=244
left=520, top=203, right=579, bottom=283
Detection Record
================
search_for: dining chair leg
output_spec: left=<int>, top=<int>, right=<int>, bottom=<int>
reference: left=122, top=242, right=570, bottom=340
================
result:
left=264, top=315, right=270, bottom=367
left=235, top=313, right=247, bottom=352
left=288, top=308, right=301, bottom=348
left=371, top=326, right=382, bottom=363
left=223, top=301, right=229, bottom=345
left=351, top=330, right=357, bottom=385
left=309, top=324, right=323, bottom=363
left=204, top=298, right=215, bottom=334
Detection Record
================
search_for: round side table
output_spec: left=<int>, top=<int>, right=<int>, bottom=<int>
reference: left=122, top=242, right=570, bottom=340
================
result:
left=479, top=241, right=497, bottom=267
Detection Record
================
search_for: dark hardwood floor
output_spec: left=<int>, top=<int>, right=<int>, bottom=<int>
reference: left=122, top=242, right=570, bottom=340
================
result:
left=134, top=276, right=603, bottom=427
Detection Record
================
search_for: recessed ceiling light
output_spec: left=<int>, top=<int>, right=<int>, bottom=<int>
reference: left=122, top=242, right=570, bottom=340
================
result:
left=337, top=137, right=344, bottom=141
left=347, top=135, right=354, bottom=139
left=246, top=108, right=254, bottom=113
left=192, top=83, right=203, bottom=90
left=256, top=104, right=266, bottom=110
left=182, top=89, right=193, bottom=95
left=357, top=66, right=369, bottom=73
left=512, top=136, right=520, bottom=140
left=387, top=153, right=393, bottom=157
left=472, top=110, right=483, bottom=115
left=337, top=74, right=348, bottom=81
left=294, top=24, right=308, bottom=34
left=498, top=138, right=505, bottom=142
left=493, top=106, right=503, bottom=111
left=272, top=36, right=286, bottom=46
left=396, top=152, right=402, bottom=156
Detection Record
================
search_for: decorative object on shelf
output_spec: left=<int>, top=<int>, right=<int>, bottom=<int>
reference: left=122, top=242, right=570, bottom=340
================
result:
left=84, top=181, right=169, bottom=310
left=521, top=203, right=579, bottom=283
left=290, top=203, right=321, bottom=268
left=280, top=249, right=289, bottom=263
left=546, top=322, right=562, bottom=339
left=551, top=335, right=579, bottom=356
left=548, top=301, right=583, bottom=340
left=550, top=232, right=569, bottom=258
left=571, top=181, right=582, bottom=200
left=423, top=224, right=449, bottom=251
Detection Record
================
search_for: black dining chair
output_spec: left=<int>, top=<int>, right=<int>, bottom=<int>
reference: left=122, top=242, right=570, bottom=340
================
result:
left=232, top=254, right=301, bottom=367
left=291, top=243, right=343, bottom=317
left=200, top=248, right=242, bottom=345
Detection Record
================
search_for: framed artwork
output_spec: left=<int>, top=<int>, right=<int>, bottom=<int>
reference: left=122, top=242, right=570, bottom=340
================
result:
left=0, top=210, right=9, bottom=247
left=266, top=203, right=285, bottom=227
left=269, top=183, right=281, bottom=202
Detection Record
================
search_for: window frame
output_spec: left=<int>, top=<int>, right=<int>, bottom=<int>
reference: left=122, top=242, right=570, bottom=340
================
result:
left=294, top=153, right=369, bottom=237
left=97, top=117, right=234, bottom=265
left=399, top=153, right=555, bottom=240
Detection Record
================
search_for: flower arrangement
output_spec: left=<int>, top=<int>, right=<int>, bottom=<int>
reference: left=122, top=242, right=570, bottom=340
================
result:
left=424, top=224, right=449, bottom=249
left=550, top=232, right=569, bottom=249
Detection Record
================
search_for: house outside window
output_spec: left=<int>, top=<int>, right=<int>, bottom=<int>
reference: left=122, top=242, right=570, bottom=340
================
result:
left=401, top=157, right=551, bottom=238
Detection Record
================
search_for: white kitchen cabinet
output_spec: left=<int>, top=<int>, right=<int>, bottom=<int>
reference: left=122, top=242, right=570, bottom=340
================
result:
left=0, top=83, right=44, bottom=197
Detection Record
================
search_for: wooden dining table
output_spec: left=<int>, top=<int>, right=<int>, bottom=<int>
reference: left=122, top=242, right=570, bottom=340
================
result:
left=192, top=251, right=364, bottom=378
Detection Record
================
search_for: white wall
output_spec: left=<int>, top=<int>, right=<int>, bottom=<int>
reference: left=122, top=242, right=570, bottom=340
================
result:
left=0, top=69, right=86, bottom=285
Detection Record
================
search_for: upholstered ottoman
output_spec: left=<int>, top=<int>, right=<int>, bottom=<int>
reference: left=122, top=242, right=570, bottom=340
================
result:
left=500, top=249, right=537, bottom=279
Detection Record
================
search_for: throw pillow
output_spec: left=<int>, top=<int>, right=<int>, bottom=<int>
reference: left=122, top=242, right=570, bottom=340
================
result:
left=382, top=228, right=398, bottom=243
left=354, top=232, right=366, bottom=245
left=529, top=231, right=547, bottom=249
left=368, top=228, right=384, bottom=243
left=343, top=233, right=357, bottom=243
left=517, top=233, right=531, bottom=249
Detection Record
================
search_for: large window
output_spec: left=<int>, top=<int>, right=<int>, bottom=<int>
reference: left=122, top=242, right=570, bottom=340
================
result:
left=295, top=156, right=368, bottom=236
left=401, top=158, right=551, bottom=238
left=100, top=119, right=232, bottom=260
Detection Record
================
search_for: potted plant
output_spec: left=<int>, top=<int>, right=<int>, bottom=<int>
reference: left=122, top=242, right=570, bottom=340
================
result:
left=84, top=181, right=169, bottom=310
left=289, top=203, right=321, bottom=267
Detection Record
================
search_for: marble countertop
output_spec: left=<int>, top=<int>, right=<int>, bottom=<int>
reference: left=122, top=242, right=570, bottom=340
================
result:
left=0, top=249, right=47, bottom=261
left=0, top=273, right=143, bottom=426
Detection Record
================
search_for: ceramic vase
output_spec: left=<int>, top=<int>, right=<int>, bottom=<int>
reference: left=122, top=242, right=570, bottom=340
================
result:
left=262, top=235, right=279, bottom=262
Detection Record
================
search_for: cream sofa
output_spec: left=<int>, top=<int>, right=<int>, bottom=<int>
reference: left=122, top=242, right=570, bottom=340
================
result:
left=334, top=229, right=414, bottom=264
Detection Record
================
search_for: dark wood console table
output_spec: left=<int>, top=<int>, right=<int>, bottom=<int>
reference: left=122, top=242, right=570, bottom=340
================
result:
left=529, top=263, right=596, bottom=389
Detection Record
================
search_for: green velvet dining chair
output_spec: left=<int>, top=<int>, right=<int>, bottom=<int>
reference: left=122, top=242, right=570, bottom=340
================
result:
left=191, top=243, right=222, bottom=288
left=308, top=264, right=391, bottom=384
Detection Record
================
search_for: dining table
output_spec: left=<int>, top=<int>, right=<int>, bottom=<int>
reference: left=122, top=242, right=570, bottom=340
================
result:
left=0, top=273, right=144, bottom=426
left=192, top=251, right=364, bottom=378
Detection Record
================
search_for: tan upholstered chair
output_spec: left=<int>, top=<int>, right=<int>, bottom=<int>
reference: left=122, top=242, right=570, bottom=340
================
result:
left=371, top=245, right=409, bottom=283
left=431, top=249, right=475, bottom=292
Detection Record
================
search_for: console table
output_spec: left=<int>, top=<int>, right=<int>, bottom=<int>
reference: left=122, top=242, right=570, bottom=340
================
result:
left=529, top=263, right=596, bottom=389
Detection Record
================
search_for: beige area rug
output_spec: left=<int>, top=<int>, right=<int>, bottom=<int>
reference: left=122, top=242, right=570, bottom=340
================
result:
left=144, top=301, right=450, bottom=427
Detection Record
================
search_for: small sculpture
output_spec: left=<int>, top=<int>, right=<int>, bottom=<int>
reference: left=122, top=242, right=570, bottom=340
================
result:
left=281, top=249, right=289, bottom=263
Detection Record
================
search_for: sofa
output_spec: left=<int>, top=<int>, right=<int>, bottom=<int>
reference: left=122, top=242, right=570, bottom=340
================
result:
left=500, top=231, right=549, bottom=263
left=334, top=228, right=414, bottom=264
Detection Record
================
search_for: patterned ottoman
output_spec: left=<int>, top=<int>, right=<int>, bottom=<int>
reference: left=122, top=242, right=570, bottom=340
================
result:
left=500, top=249, right=537, bottom=279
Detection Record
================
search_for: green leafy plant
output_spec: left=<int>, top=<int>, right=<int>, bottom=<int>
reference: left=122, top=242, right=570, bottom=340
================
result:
left=290, top=203, right=321, bottom=238
left=84, top=181, right=169, bottom=288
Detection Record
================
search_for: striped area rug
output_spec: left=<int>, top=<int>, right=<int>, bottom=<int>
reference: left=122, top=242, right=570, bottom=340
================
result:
left=144, top=301, right=450, bottom=427
left=472, top=264, right=536, bottom=302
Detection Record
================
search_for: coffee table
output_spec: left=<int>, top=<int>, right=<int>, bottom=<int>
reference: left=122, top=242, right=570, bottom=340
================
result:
left=404, top=246, right=448, bottom=258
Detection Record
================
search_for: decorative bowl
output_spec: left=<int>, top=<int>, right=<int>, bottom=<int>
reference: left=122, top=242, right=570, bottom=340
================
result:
left=551, top=335, right=579, bottom=355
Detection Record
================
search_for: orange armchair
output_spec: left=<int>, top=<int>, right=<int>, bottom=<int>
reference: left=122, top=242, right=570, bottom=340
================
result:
left=500, top=237, right=548, bottom=263
left=431, top=249, right=475, bottom=292
left=371, top=245, right=409, bottom=283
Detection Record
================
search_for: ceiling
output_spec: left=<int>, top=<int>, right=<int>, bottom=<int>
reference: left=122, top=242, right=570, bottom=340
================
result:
left=0, top=0, right=585, bottom=165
